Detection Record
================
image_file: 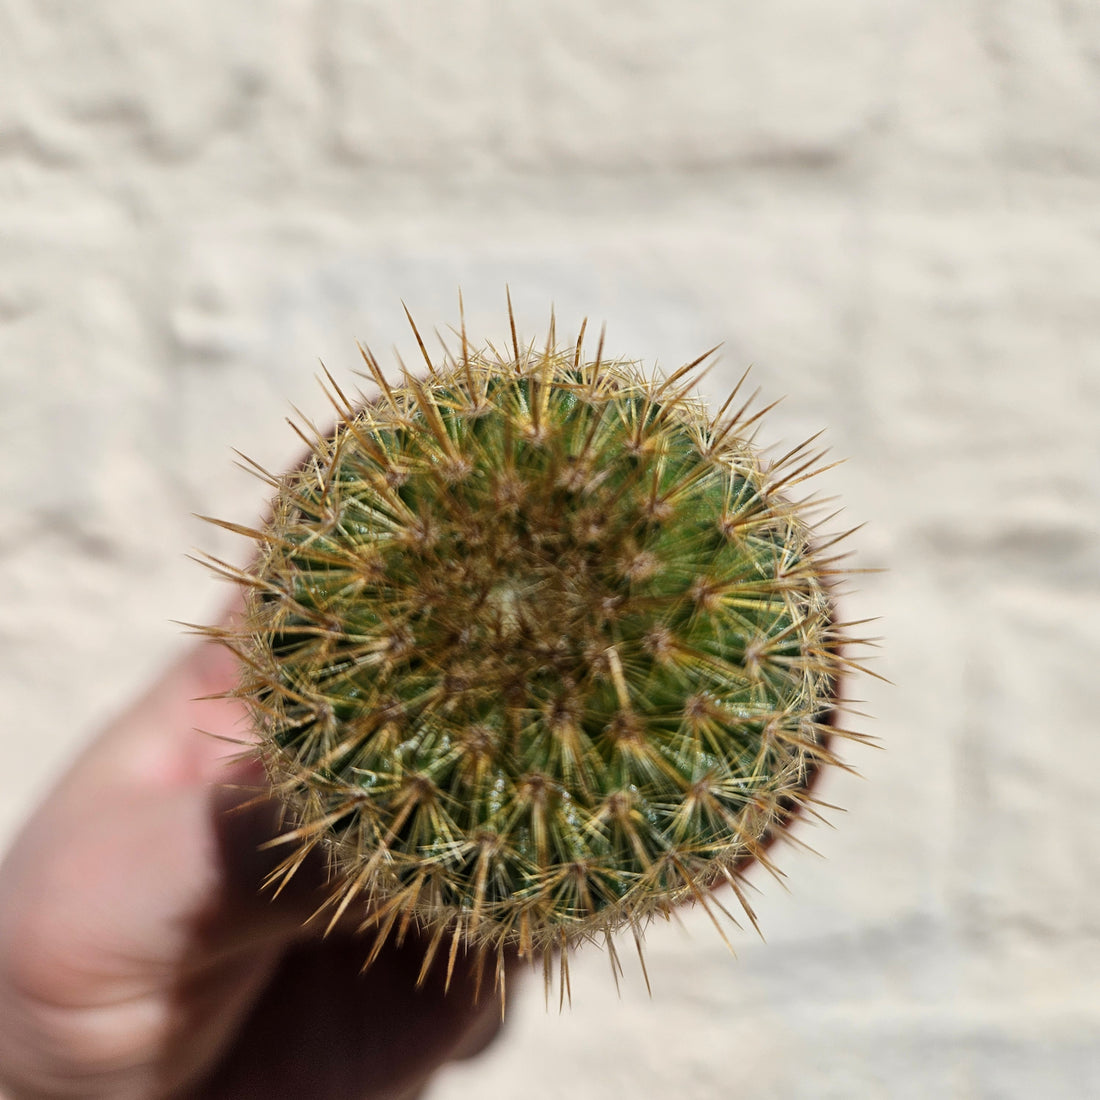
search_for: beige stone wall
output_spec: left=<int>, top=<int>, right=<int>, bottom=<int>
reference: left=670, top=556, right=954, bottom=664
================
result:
left=1, top=2, right=1098, bottom=1096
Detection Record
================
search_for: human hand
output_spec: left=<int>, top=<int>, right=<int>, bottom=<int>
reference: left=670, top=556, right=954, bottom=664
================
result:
left=0, top=638, right=508, bottom=1100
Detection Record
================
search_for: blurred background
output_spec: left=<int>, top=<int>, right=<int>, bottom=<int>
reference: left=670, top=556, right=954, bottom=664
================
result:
left=1, top=2, right=1098, bottom=1097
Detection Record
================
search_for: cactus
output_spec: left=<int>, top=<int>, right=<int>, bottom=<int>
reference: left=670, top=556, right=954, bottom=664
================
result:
left=200, top=302, right=871, bottom=1002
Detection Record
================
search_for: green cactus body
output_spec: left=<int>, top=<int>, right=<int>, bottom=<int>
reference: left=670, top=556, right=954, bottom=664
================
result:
left=206, top=310, right=867, bottom=995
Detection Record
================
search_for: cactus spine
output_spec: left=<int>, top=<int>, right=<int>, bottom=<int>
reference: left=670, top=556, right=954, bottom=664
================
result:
left=202, top=303, right=870, bottom=1000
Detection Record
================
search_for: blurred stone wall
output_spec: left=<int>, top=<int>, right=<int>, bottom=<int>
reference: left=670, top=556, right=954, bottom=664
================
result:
left=1, top=2, right=1098, bottom=1096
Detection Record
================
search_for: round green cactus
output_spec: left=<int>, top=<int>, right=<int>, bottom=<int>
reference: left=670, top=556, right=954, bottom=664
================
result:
left=202, top=305, right=869, bottom=999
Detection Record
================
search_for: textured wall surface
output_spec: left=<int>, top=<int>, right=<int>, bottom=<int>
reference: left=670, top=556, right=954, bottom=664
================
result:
left=2, top=2, right=1099, bottom=1097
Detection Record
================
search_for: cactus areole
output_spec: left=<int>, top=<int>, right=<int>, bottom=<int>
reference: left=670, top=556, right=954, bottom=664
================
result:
left=205, top=308, right=869, bottom=991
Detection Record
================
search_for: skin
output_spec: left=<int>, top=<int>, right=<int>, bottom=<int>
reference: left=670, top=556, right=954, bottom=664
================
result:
left=0, top=638, right=508, bottom=1100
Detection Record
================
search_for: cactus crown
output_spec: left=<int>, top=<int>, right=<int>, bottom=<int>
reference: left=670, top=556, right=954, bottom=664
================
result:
left=203, top=306, right=869, bottom=1000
